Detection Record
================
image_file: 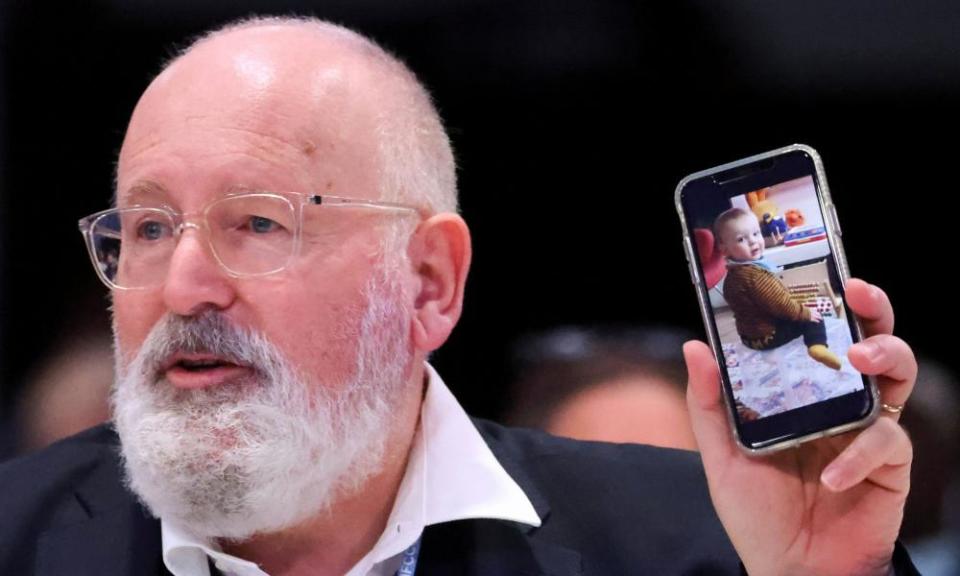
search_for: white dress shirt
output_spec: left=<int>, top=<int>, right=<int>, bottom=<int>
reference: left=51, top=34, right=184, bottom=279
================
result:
left=161, top=363, right=541, bottom=576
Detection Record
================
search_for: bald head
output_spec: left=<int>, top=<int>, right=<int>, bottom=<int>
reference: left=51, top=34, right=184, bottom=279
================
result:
left=119, top=16, right=457, bottom=214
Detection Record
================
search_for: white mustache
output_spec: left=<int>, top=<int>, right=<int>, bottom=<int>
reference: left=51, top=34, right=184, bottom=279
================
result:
left=134, top=311, right=269, bottom=384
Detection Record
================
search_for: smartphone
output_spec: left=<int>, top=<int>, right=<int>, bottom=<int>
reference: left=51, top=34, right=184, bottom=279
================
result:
left=675, top=144, right=879, bottom=454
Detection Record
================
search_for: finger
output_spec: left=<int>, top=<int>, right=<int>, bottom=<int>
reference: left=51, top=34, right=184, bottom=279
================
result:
left=846, top=334, right=917, bottom=415
left=845, top=278, right=894, bottom=336
left=820, top=417, right=912, bottom=492
left=684, top=340, right=738, bottom=466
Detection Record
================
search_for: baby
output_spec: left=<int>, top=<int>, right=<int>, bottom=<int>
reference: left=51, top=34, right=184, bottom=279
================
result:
left=714, top=207, right=841, bottom=370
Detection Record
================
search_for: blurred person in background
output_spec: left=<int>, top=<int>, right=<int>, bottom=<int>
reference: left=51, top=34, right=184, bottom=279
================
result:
left=13, top=329, right=113, bottom=454
left=505, top=326, right=697, bottom=450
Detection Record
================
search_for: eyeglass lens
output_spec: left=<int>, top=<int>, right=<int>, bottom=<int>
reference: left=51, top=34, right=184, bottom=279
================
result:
left=89, top=195, right=297, bottom=288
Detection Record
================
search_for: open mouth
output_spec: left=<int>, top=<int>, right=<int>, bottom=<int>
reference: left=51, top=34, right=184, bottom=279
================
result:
left=161, top=353, right=252, bottom=389
left=177, top=358, right=233, bottom=371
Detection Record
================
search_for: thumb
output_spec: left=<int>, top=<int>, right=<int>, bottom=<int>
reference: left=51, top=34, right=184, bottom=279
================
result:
left=684, top=340, right=738, bottom=466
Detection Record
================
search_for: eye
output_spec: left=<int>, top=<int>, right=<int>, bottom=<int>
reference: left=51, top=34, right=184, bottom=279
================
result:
left=247, top=216, right=282, bottom=234
left=136, top=219, right=173, bottom=241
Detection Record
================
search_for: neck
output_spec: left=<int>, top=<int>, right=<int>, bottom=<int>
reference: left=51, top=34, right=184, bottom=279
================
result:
left=220, top=363, right=427, bottom=576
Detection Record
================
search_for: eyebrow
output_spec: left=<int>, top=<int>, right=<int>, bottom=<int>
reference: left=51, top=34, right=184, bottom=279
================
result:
left=118, top=181, right=172, bottom=207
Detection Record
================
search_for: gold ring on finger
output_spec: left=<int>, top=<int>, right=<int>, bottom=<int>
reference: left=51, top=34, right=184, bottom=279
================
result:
left=881, top=403, right=904, bottom=414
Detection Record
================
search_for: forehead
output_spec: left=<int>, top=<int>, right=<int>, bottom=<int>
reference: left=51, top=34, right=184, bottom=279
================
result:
left=720, top=214, right=758, bottom=235
left=116, top=28, right=383, bottom=207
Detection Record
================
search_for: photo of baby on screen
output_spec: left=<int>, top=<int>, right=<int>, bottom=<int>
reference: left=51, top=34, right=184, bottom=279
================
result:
left=708, top=177, right=864, bottom=420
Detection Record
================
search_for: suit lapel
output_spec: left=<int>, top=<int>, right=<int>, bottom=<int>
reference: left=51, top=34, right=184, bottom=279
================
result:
left=417, top=519, right=582, bottom=576
left=35, top=433, right=169, bottom=576
left=37, top=500, right=166, bottom=576
left=412, top=421, right=581, bottom=576
left=477, top=425, right=552, bottom=526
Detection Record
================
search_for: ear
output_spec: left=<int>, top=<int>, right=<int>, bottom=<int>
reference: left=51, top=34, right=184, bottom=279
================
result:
left=408, top=214, right=472, bottom=353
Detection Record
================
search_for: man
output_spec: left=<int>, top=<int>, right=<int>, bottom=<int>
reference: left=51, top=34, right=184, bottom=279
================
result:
left=0, top=16, right=918, bottom=575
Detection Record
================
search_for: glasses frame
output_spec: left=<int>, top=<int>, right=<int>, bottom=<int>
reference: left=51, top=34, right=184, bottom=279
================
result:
left=78, top=191, right=423, bottom=290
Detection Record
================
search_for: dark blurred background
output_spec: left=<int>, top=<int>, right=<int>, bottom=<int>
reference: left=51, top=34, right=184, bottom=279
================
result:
left=4, top=0, right=955, bottom=419
left=3, top=0, right=959, bottom=567
left=2, top=0, right=959, bottom=535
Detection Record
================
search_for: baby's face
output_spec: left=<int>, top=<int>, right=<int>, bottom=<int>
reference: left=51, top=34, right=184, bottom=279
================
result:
left=719, top=216, right=764, bottom=261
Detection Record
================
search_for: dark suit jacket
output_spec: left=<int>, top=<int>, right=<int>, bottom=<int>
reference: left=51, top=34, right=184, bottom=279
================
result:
left=0, top=422, right=919, bottom=575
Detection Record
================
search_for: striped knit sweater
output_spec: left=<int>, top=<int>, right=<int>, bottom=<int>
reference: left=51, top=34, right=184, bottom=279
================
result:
left=722, top=262, right=810, bottom=345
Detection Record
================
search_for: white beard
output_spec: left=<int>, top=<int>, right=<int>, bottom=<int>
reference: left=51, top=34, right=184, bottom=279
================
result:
left=111, top=269, right=410, bottom=541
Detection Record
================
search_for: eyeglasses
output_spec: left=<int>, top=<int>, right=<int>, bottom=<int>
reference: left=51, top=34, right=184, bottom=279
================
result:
left=78, top=191, right=422, bottom=290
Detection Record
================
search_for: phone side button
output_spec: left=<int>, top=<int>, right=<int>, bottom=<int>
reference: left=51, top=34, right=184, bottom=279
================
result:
left=828, top=204, right=843, bottom=236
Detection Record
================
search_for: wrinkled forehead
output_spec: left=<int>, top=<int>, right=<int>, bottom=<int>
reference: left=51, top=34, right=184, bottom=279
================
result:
left=116, top=28, right=383, bottom=205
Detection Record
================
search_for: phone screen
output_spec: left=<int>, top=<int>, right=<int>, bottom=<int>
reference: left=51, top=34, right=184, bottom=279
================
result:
left=678, top=147, right=875, bottom=451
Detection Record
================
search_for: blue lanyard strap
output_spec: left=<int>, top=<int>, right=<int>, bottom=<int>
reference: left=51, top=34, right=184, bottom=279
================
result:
left=395, top=537, right=422, bottom=576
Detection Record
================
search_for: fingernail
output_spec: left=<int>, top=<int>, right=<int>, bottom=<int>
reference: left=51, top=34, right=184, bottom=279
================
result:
left=821, top=465, right=846, bottom=492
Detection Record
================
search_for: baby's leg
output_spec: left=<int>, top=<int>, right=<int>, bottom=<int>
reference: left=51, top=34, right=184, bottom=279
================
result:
left=797, top=320, right=841, bottom=370
left=799, top=319, right=827, bottom=347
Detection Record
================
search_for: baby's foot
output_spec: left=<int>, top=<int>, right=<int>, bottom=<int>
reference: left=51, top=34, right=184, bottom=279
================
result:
left=808, top=344, right=842, bottom=370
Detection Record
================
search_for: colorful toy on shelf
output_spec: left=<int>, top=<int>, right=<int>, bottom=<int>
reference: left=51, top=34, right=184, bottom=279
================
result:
left=785, top=208, right=805, bottom=228
left=746, top=188, right=787, bottom=247
left=783, top=225, right=827, bottom=247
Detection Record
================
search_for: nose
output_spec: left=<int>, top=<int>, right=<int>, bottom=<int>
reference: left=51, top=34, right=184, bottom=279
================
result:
left=162, top=226, right=237, bottom=316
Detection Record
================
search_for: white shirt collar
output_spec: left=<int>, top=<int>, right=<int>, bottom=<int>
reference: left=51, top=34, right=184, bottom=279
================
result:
left=161, top=362, right=540, bottom=576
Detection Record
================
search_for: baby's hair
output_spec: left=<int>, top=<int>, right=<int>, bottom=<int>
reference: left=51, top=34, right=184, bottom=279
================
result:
left=713, top=207, right=755, bottom=242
